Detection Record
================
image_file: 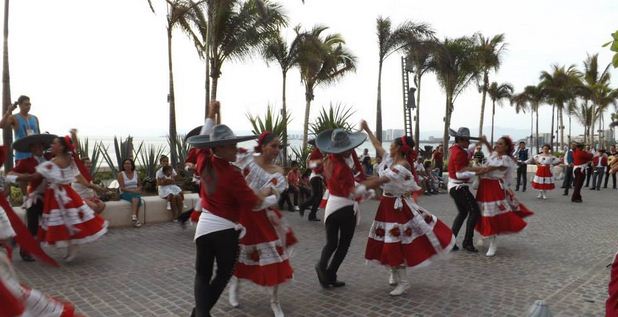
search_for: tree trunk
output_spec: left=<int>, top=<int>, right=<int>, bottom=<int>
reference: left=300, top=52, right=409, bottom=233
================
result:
left=478, top=71, right=489, bottom=137
left=535, top=105, right=539, bottom=154
left=559, top=105, right=564, bottom=150
left=302, top=85, right=313, bottom=151
left=568, top=113, right=571, bottom=145
left=442, top=95, right=452, bottom=160
left=2, top=0, right=12, bottom=170
left=375, top=60, right=383, bottom=142
left=167, top=26, right=179, bottom=166
left=281, top=71, right=288, bottom=166
left=414, top=73, right=421, bottom=148
left=204, top=11, right=212, bottom=118
left=530, top=109, right=534, bottom=148
left=550, top=105, right=555, bottom=150
left=490, top=99, right=496, bottom=144
left=210, top=73, right=218, bottom=103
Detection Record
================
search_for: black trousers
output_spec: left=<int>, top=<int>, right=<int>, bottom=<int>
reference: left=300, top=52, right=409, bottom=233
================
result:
left=300, top=177, right=324, bottom=219
left=563, top=166, right=574, bottom=193
left=317, top=205, right=356, bottom=282
left=20, top=200, right=44, bottom=257
left=585, top=166, right=593, bottom=187
left=192, top=229, right=239, bottom=317
left=278, top=186, right=299, bottom=210
left=449, top=186, right=480, bottom=247
left=572, top=168, right=585, bottom=201
left=515, top=163, right=527, bottom=190
left=605, top=169, right=616, bottom=188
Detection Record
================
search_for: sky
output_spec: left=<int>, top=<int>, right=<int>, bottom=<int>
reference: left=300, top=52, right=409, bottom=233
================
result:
left=1, top=0, right=617, bottom=140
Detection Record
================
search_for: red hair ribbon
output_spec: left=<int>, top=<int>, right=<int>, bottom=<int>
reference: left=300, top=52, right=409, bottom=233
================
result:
left=257, top=131, right=272, bottom=148
left=65, top=135, right=92, bottom=183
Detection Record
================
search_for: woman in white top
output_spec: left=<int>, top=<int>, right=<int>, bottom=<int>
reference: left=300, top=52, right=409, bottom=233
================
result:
left=156, top=154, right=184, bottom=220
left=118, top=158, right=143, bottom=228
left=527, top=144, right=562, bottom=199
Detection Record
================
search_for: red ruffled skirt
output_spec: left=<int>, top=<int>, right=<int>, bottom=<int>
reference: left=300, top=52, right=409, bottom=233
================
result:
left=38, top=185, right=108, bottom=247
left=365, top=195, right=454, bottom=268
left=532, top=165, right=555, bottom=190
left=506, top=190, right=534, bottom=218
left=475, top=179, right=527, bottom=237
left=235, top=208, right=297, bottom=286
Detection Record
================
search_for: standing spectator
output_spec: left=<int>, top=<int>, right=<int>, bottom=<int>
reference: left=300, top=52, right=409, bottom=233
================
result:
left=432, top=145, right=444, bottom=176
left=605, top=145, right=617, bottom=189
left=591, top=149, right=608, bottom=190
left=278, top=161, right=300, bottom=211
left=360, top=148, right=373, bottom=175
left=514, top=141, right=529, bottom=192
left=562, top=143, right=575, bottom=196
left=157, top=155, right=184, bottom=220
left=118, top=159, right=143, bottom=228
left=473, top=145, right=485, bottom=166
left=0, top=95, right=41, bottom=162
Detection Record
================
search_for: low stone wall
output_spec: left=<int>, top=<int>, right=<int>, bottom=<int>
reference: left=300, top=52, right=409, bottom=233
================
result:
left=13, top=193, right=200, bottom=228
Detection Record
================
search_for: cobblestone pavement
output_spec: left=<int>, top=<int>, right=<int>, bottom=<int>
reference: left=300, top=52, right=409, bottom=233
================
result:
left=12, top=184, right=618, bottom=317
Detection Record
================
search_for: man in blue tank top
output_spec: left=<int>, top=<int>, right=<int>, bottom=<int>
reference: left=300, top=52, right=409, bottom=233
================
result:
left=0, top=95, right=40, bottom=162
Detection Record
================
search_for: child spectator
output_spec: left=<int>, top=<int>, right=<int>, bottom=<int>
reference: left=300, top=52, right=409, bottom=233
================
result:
left=156, top=155, right=184, bottom=220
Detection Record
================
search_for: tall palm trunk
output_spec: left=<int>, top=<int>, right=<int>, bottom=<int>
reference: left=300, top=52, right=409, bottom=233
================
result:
left=530, top=109, right=533, bottom=148
left=442, top=95, right=452, bottom=160
left=478, top=71, right=489, bottom=137
left=375, top=60, right=383, bottom=142
left=302, top=85, right=313, bottom=150
left=167, top=27, right=179, bottom=166
left=535, top=106, right=539, bottom=154
left=559, top=106, right=564, bottom=149
left=2, top=0, right=12, bottom=170
left=281, top=71, right=288, bottom=165
left=210, top=73, right=219, bottom=102
left=490, top=99, right=496, bottom=144
left=550, top=105, right=555, bottom=150
left=204, top=10, right=212, bottom=118
left=414, top=73, right=421, bottom=148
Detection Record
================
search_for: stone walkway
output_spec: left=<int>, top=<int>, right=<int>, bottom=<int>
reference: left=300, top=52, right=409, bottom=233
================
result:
left=12, top=186, right=617, bottom=316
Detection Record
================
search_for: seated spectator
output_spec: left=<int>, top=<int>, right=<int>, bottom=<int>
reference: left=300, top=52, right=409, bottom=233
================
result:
left=299, top=168, right=312, bottom=203
left=278, top=161, right=300, bottom=211
left=372, top=155, right=382, bottom=176
left=423, top=160, right=439, bottom=194
left=118, top=158, right=143, bottom=228
left=415, top=158, right=430, bottom=194
left=156, top=155, right=184, bottom=220
left=72, top=157, right=106, bottom=214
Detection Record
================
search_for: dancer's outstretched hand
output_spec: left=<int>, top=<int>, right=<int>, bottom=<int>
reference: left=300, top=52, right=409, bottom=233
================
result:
left=360, top=120, right=369, bottom=132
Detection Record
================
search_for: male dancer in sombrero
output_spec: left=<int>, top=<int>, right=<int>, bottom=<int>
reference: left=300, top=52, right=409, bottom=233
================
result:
left=187, top=105, right=279, bottom=317
left=447, top=128, right=490, bottom=253
left=7, top=133, right=56, bottom=262
left=314, top=128, right=382, bottom=288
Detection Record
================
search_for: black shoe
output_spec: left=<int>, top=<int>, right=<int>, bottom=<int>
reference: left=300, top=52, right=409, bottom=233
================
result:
left=329, top=280, right=346, bottom=287
left=299, top=209, right=305, bottom=217
left=308, top=217, right=321, bottom=222
left=590, top=187, right=596, bottom=190
left=20, top=252, right=35, bottom=262
left=562, top=192, right=568, bottom=196
left=462, top=244, right=478, bottom=253
left=315, top=265, right=330, bottom=288
left=572, top=199, right=582, bottom=203
left=515, top=188, right=519, bottom=191
left=597, top=188, right=600, bottom=191
left=522, top=188, right=526, bottom=192
left=452, top=244, right=459, bottom=251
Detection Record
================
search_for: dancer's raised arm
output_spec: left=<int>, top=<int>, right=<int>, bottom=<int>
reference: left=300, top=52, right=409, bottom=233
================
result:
left=360, top=120, right=385, bottom=159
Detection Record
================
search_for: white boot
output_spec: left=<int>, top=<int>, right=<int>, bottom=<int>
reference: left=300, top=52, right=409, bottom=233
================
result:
left=270, top=286, right=284, bottom=317
left=541, top=190, right=547, bottom=200
left=228, top=277, right=240, bottom=307
left=389, top=268, right=409, bottom=296
left=388, top=267, right=400, bottom=286
left=64, top=243, right=79, bottom=263
left=486, top=236, right=497, bottom=257
left=537, top=191, right=543, bottom=199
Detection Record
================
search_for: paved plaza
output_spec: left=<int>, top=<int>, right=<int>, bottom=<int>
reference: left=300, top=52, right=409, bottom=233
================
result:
left=12, top=185, right=618, bottom=317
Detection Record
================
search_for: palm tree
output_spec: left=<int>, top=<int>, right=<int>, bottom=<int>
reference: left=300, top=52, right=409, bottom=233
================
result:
left=539, top=64, right=581, bottom=150
left=487, top=82, right=514, bottom=144
left=429, top=37, right=479, bottom=158
left=511, top=91, right=531, bottom=145
left=375, top=17, right=433, bottom=142
left=261, top=28, right=304, bottom=165
left=524, top=84, right=544, bottom=153
left=2, top=0, right=12, bottom=169
left=474, top=33, right=507, bottom=137
left=147, top=0, right=206, bottom=166
left=296, top=25, right=356, bottom=150
left=405, top=39, right=436, bottom=147
left=581, top=54, right=617, bottom=146
left=208, top=0, right=286, bottom=101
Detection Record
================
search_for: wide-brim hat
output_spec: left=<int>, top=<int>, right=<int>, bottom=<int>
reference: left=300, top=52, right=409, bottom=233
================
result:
left=448, top=127, right=479, bottom=140
left=315, top=128, right=366, bottom=154
left=184, top=126, right=203, bottom=142
left=187, top=124, right=257, bottom=148
left=12, top=133, right=58, bottom=152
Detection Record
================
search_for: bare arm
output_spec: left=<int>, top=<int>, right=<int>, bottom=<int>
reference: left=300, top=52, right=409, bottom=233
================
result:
left=360, top=120, right=385, bottom=159
left=0, top=110, right=16, bottom=130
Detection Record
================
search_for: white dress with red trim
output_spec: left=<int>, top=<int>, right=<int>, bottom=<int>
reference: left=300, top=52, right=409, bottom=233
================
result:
left=475, top=154, right=528, bottom=237
left=530, top=154, right=560, bottom=190
left=233, top=151, right=297, bottom=287
left=365, top=154, right=455, bottom=268
left=0, top=207, right=15, bottom=240
left=36, top=161, right=108, bottom=247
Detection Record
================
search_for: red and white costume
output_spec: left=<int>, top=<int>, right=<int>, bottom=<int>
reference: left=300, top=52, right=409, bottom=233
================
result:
left=233, top=150, right=297, bottom=286
left=36, top=161, right=107, bottom=247
left=365, top=153, right=455, bottom=268
left=529, top=154, right=560, bottom=190
left=475, top=153, right=528, bottom=237
left=608, top=251, right=618, bottom=317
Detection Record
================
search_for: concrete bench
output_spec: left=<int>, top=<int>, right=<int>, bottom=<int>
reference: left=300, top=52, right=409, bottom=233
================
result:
left=13, top=193, right=200, bottom=228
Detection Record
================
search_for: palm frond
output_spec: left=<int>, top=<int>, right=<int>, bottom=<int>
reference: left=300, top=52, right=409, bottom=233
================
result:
left=246, top=105, right=291, bottom=138
left=309, top=103, right=355, bottom=136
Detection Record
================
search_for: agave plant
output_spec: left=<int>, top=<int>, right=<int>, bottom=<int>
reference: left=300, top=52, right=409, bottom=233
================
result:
left=100, top=136, right=143, bottom=178
left=289, top=145, right=311, bottom=171
left=309, top=103, right=355, bottom=137
left=77, top=138, right=103, bottom=177
left=168, top=135, right=190, bottom=169
left=246, top=105, right=291, bottom=139
left=139, top=144, right=166, bottom=193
